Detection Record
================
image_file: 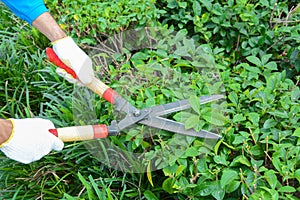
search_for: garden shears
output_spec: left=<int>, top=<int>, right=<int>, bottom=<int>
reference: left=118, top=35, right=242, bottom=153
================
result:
left=46, top=48, right=223, bottom=142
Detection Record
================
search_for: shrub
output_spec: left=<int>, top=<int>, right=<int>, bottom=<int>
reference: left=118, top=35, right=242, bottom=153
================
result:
left=0, top=0, right=299, bottom=199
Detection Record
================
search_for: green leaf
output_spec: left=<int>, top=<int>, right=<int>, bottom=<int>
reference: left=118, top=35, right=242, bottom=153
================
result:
left=167, top=0, right=178, bottom=9
left=131, top=52, right=149, bottom=60
left=174, top=46, right=190, bottom=57
left=211, top=182, right=225, bottom=200
left=226, top=181, right=240, bottom=193
left=183, top=38, right=195, bottom=53
left=214, top=154, right=230, bottom=166
left=220, top=169, right=238, bottom=188
left=147, top=161, right=154, bottom=187
left=214, top=139, right=222, bottom=155
left=193, top=1, right=202, bottom=16
left=144, top=190, right=159, bottom=200
left=196, top=182, right=214, bottom=196
left=178, top=1, right=187, bottom=8
left=246, top=112, right=260, bottom=126
left=230, top=155, right=251, bottom=167
left=292, top=128, right=300, bottom=137
left=277, top=186, right=296, bottom=193
left=228, top=92, right=239, bottom=107
left=272, top=157, right=281, bottom=172
left=233, top=135, right=248, bottom=145
left=175, top=165, right=186, bottom=177
left=263, top=119, right=277, bottom=129
left=232, top=114, right=246, bottom=123
left=291, top=86, right=300, bottom=101
left=265, top=170, right=278, bottom=189
left=260, top=187, right=279, bottom=199
left=173, top=111, right=192, bottom=123
left=163, top=164, right=178, bottom=176
left=264, top=61, right=277, bottom=70
left=189, top=95, right=201, bottom=114
left=185, top=114, right=199, bottom=129
left=295, top=169, right=300, bottom=182
left=261, top=54, right=272, bottom=65
left=162, top=178, right=175, bottom=194
left=145, top=97, right=156, bottom=107
left=246, top=55, right=262, bottom=66
left=197, top=157, right=208, bottom=173
left=269, top=110, right=288, bottom=118
left=81, top=38, right=96, bottom=45
left=244, top=65, right=261, bottom=73
left=266, top=73, right=280, bottom=91
left=259, top=0, right=270, bottom=7
left=200, top=0, right=212, bottom=11
left=250, top=145, right=264, bottom=157
left=202, top=108, right=226, bottom=126
left=184, top=147, right=199, bottom=157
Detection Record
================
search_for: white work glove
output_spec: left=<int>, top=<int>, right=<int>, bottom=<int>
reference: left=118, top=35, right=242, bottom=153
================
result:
left=0, top=118, right=64, bottom=164
left=52, top=36, right=94, bottom=85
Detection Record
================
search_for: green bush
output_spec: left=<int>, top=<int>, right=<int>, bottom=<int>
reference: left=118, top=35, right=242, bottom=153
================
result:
left=0, top=0, right=299, bottom=199
left=45, top=0, right=164, bottom=45
left=157, top=0, right=300, bottom=75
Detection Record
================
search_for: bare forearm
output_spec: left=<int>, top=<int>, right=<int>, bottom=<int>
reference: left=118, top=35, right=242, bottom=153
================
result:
left=0, top=119, right=13, bottom=145
left=32, top=12, right=67, bottom=42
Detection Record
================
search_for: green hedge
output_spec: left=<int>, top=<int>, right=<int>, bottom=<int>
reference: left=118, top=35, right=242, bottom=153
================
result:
left=0, top=1, right=299, bottom=199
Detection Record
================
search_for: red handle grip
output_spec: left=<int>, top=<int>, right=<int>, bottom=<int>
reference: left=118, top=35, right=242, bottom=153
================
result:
left=46, top=47, right=77, bottom=79
left=46, top=47, right=119, bottom=104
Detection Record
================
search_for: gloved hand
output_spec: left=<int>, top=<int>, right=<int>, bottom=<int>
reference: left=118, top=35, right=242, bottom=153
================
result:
left=52, top=36, right=94, bottom=85
left=0, top=118, right=64, bottom=164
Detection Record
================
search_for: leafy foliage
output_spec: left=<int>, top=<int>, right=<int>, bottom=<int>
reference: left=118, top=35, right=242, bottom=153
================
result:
left=0, top=0, right=300, bottom=199
left=157, top=0, right=300, bottom=77
left=45, top=0, right=164, bottom=45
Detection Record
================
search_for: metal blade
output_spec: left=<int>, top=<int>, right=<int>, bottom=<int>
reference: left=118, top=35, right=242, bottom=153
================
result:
left=111, top=94, right=224, bottom=138
left=150, top=95, right=224, bottom=116
left=112, top=95, right=149, bottom=131
left=138, top=116, right=222, bottom=139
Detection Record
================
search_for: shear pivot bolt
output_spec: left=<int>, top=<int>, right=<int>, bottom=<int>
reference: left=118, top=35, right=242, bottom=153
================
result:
left=133, top=110, right=141, bottom=117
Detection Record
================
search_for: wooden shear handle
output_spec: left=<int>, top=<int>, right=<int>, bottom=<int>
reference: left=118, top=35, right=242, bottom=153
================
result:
left=46, top=48, right=119, bottom=141
left=49, top=125, right=109, bottom=142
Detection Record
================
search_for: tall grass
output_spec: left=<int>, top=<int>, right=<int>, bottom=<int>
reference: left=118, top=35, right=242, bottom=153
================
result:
left=0, top=3, right=161, bottom=199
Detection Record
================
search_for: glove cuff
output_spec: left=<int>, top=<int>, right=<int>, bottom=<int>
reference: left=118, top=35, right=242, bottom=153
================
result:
left=0, top=119, right=15, bottom=148
left=51, top=36, right=72, bottom=46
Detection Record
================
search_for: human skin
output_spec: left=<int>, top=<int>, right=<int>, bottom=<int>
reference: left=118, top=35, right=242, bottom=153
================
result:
left=0, top=12, right=67, bottom=144
left=0, top=119, right=13, bottom=144
left=32, top=12, right=67, bottom=42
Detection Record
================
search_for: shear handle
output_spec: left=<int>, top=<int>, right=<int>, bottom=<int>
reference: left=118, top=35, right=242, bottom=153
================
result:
left=46, top=47, right=119, bottom=104
left=49, top=124, right=110, bottom=142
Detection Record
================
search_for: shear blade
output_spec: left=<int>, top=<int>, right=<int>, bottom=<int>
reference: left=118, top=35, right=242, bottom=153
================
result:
left=150, top=94, right=224, bottom=116
left=137, top=95, right=224, bottom=139
left=138, top=116, right=221, bottom=139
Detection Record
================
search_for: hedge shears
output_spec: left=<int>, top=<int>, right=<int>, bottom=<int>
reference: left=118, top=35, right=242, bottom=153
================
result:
left=45, top=48, right=223, bottom=142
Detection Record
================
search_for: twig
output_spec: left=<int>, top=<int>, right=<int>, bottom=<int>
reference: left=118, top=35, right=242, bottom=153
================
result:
left=269, top=3, right=276, bottom=29
left=285, top=4, right=300, bottom=26
left=271, top=3, right=300, bottom=28
left=240, top=168, right=254, bottom=194
left=243, top=194, right=249, bottom=200
left=248, top=127, right=257, bottom=145
left=77, top=186, right=86, bottom=198
left=274, top=19, right=300, bottom=25
left=266, top=36, right=284, bottom=52
left=235, top=34, right=241, bottom=52
left=264, top=136, right=272, bottom=166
